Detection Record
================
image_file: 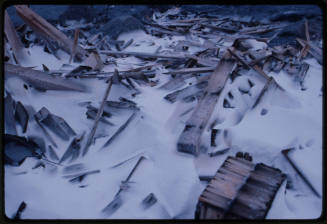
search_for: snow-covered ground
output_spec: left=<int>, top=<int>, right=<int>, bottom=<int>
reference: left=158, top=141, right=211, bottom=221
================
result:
left=4, top=12, right=323, bottom=219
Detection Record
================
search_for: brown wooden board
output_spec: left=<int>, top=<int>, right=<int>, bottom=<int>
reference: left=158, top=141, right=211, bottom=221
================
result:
left=196, top=155, right=285, bottom=219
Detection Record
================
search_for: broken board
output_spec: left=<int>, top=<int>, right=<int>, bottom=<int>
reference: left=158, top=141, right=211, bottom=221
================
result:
left=177, top=49, right=236, bottom=155
left=195, top=156, right=285, bottom=219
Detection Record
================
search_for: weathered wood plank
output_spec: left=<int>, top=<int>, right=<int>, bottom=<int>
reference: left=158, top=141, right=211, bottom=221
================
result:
left=69, top=28, right=80, bottom=63
left=296, top=38, right=322, bottom=64
left=15, top=5, right=87, bottom=60
left=4, top=10, right=26, bottom=64
left=177, top=50, right=236, bottom=155
left=5, top=64, right=86, bottom=92
left=196, top=155, right=286, bottom=219
left=82, top=78, right=113, bottom=156
left=163, top=66, right=216, bottom=75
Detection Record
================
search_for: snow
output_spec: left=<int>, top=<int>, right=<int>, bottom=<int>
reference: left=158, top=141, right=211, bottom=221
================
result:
left=4, top=12, right=323, bottom=220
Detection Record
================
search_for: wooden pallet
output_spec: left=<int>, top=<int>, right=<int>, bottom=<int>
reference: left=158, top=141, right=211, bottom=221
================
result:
left=195, top=156, right=285, bottom=219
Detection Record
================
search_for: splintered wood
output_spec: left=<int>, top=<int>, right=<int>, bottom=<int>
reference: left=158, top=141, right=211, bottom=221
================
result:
left=195, top=156, right=285, bottom=219
left=177, top=50, right=236, bottom=155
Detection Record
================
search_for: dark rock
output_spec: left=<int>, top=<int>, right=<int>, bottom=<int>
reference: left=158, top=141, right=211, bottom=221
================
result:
left=100, top=15, right=144, bottom=40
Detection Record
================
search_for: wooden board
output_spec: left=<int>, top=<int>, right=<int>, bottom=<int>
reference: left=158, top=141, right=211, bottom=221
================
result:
left=4, top=10, right=26, bottom=64
left=196, top=156, right=285, bottom=219
left=177, top=50, right=236, bottom=155
left=15, top=5, right=87, bottom=60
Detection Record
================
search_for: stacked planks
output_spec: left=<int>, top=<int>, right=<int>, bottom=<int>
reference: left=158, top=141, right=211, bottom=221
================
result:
left=195, top=155, right=285, bottom=219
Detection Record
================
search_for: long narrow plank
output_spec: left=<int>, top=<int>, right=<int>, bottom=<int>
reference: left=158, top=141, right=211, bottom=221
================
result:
left=5, top=63, right=86, bottom=92
left=82, top=78, right=113, bottom=156
left=4, top=10, right=26, bottom=64
left=15, top=5, right=87, bottom=60
left=296, top=38, right=322, bottom=64
left=177, top=49, right=236, bottom=155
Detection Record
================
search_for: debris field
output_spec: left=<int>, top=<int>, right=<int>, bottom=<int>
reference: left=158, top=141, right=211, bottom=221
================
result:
left=4, top=5, right=323, bottom=219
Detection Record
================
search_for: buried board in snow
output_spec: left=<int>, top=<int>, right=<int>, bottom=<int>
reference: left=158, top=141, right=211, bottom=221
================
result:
left=195, top=155, right=286, bottom=219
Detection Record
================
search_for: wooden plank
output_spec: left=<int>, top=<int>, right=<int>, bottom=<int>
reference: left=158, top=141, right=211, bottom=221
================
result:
left=4, top=10, right=26, bottom=64
left=218, top=166, right=249, bottom=179
left=197, top=156, right=286, bottom=219
left=69, top=28, right=80, bottom=63
left=296, top=38, right=322, bottom=64
left=99, top=49, right=191, bottom=60
left=82, top=78, right=113, bottom=157
left=252, top=76, right=275, bottom=109
left=99, top=49, right=218, bottom=67
left=177, top=50, right=236, bottom=155
left=200, top=192, right=231, bottom=210
left=163, top=66, right=216, bottom=75
left=5, top=63, right=86, bottom=92
left=15, top=5, right=87, bottom=60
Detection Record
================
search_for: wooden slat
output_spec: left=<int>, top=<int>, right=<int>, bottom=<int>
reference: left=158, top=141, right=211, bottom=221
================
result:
left=196, top=156, right=285, bottom=219
left=4, top=10, right=26, bottom=64
left=177, top=50, right=236, bottom=155
left=200, top=192, right=231, bottom=209
left=15, top=5, right=87, bottom=60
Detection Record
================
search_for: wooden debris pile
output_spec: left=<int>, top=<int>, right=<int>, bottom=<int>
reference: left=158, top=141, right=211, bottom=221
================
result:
left=195, top=154, right=286, bottom=219
left=3, top=5, right=322, bottom=219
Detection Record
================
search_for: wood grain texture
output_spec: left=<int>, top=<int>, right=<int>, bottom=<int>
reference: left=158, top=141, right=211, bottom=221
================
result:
left=196, top=156, right=285, bottom=219
left=177, top=50, right=236, bottom=155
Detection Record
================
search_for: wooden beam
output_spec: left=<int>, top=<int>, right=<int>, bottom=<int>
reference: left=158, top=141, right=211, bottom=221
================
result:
left=4, top=10, right=26, bottom=64
left=163, top=66, right=216, bottom=75
left=5, top=63, right=86, bottom=92
left=15, top=5, right=87, bottom=60
left=69, top=28, right=80, bottom=63
left=82, top=78, right=113, bottom=157
left=296, top=38, right=322, bottom=64
left=177, top=49, right=236, bottom=155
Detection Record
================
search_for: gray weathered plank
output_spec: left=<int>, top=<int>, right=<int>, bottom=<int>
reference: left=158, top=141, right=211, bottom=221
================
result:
left=177, top=50, right=236, bottom=155
left=15, top=5, right=87, bottom=60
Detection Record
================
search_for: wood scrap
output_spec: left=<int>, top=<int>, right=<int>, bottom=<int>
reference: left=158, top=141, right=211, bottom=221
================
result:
left=296, top=38, right=322, bottom=65
left=83, top=52, right=104, bottom=71
left=4, top=10, right=26, bottom=64
left=102, top=112, right=137, bottom=149
left=177, top=49, right=236, bottom=155
left=82, top=78, right=113, bottom=157
left=282, top=148, right=321, bottom=198
left=99, top=50, right=218, bottom=67
left=34, top=107, right=76, bottom=141
left=14, top=101, right=29, bottom=133
left=252, top=77, right=275, bottom=109
left=5, top=64, right=86, bottom=92
left=15, top=5, right=87, bottom=60
left=163, top=66, right=216, bottom=75
left=196, top=155, right=285, bottom=219
left=69, top=28, right=80, bottom=63
left=4, top=93, right=17, bottom=135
